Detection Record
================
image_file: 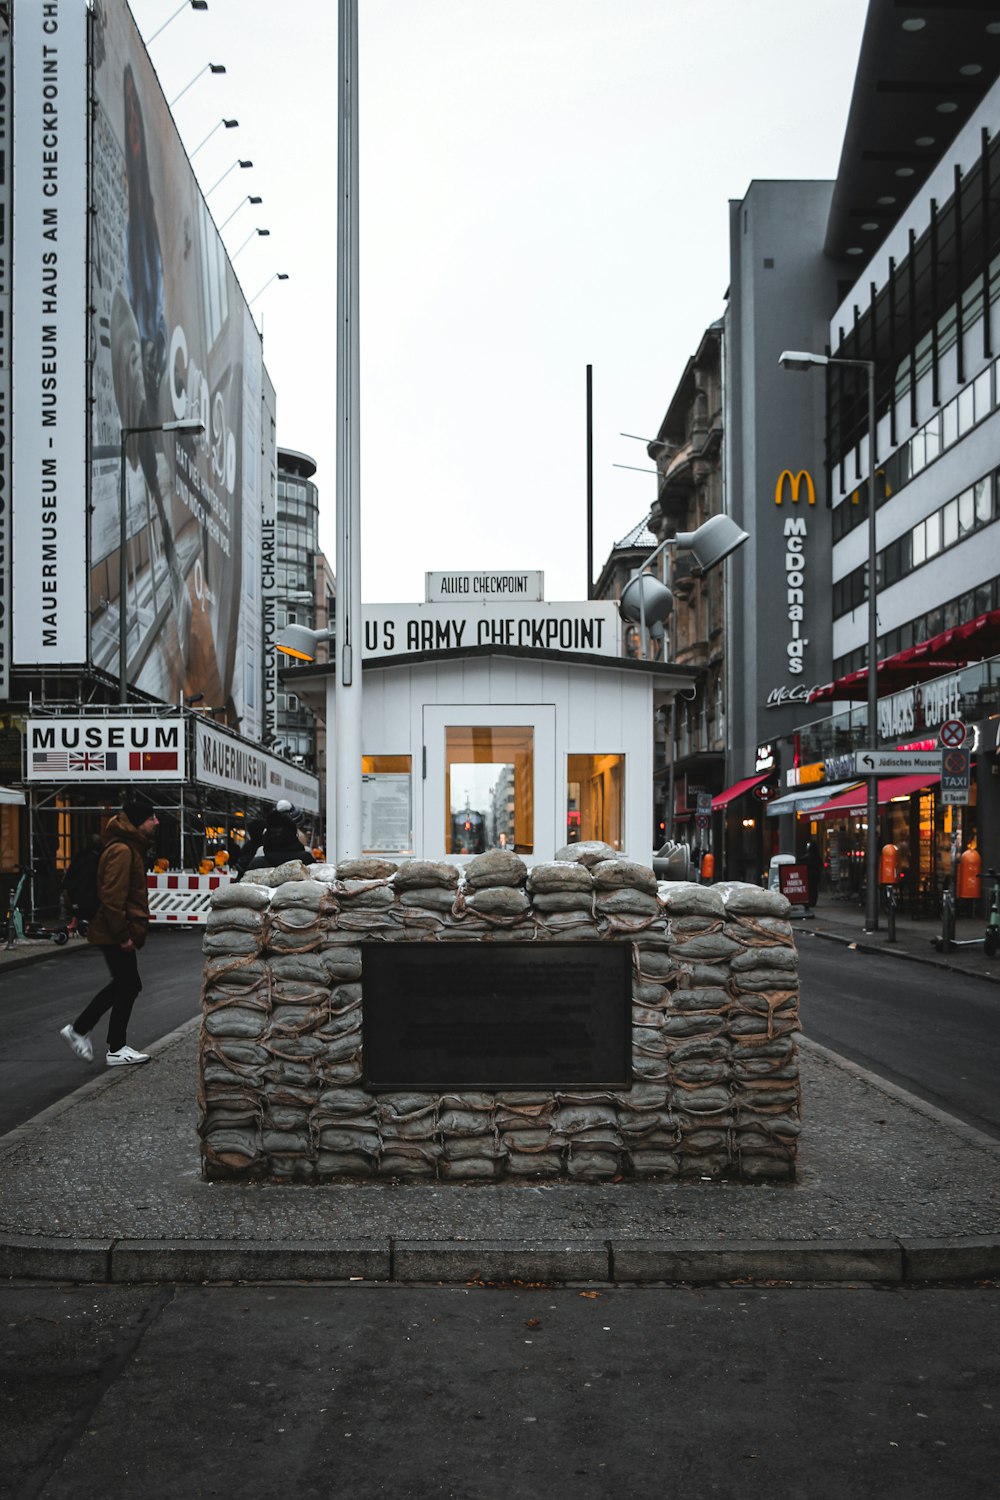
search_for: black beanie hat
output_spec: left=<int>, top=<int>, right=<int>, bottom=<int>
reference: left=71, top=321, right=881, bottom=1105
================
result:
left=123, top=791, right=157, bottom=828
left=275, top=799, right=306, bottom=827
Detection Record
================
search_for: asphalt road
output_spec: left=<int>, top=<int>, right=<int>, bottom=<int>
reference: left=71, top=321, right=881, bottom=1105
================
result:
left=797, top=932, right=1000, bottom=1140
left=3, top=927, right=999, bottom=1145
left=0, top=930, right=205, bottom=1137
left=3, top=1283, right=997, bottom=1500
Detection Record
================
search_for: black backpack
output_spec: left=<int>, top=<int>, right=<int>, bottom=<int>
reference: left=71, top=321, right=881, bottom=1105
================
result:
left=64, top=848, right=101, bottom=920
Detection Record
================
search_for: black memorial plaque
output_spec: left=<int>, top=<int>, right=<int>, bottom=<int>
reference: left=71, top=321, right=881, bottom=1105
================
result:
left=362, top=942, right=632, bottom=1091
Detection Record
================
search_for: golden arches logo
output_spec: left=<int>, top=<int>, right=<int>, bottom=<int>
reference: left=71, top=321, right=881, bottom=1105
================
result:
left=774, top=469, right=816, bottom=506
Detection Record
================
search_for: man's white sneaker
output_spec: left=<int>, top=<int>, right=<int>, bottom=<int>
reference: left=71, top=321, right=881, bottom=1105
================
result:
left=106, top=1046, right=150, bottom=1067
left=60, top=1024, right=93, bottom=1063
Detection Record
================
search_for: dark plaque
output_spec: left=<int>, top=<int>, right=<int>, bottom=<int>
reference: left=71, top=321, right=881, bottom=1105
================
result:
left=362, top=942, right=632, bottom=1092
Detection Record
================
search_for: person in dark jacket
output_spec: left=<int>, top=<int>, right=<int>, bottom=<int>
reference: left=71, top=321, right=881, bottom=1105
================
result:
left=59, top=792, right=159, bottom=1068
left=234, top=800, right=314, bottom=878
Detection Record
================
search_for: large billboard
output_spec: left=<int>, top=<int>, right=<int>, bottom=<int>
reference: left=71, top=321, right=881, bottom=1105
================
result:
left=0, top=13, right=11, bottom=699
left=87, top=0, right=263, bottom=730
left=11, top=0, right=89, bottom=667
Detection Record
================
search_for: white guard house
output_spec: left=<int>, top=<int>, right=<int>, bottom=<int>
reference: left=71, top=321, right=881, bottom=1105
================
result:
left=281, top=573, right=700, bottom=864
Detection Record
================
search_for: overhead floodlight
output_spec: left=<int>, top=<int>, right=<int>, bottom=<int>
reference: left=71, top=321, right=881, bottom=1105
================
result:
left=673, top=513, right=750, bottom=575
left=617, top=512, right=749, bottom=652
left=276, top=624, right=335, bottom=663
left=619, top=573, right=673, bottom=635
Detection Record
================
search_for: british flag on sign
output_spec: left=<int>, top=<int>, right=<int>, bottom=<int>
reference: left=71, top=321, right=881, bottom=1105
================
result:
left=69, top=751, right=118, bottom=773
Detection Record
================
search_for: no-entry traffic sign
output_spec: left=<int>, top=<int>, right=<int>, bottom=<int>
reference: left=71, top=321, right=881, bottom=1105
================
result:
left=939, top=718, right=967, bottom=749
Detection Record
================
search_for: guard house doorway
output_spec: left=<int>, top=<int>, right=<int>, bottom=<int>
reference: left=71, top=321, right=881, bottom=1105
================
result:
left=423, top=704, right=556, bottom=861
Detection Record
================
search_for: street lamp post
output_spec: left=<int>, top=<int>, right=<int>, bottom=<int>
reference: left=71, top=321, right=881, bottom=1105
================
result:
left=119, top=419, right=204, bottom=705
left=779, top=349, right=879, bottom=933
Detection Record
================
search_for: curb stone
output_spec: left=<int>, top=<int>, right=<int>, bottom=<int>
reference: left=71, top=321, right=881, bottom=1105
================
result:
left=390, top=1239, right=610, bottom=1284
left=109, top=1238, right=390, bottom=1284
left=899, top=1236, right=1000, bottom=1281
left=2, top=1235, right=999, bottom=1285
left=610, top=1239, right=903, bottom=1284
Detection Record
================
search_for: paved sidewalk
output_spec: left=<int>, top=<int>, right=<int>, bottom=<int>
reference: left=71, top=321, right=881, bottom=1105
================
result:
left=800, top=895, right=1000, bottom=983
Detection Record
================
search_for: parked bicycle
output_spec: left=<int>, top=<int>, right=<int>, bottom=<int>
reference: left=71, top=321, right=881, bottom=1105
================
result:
left=985, top=868, right=1000, bottom=959
left=3, top=867, right=69, bottom=949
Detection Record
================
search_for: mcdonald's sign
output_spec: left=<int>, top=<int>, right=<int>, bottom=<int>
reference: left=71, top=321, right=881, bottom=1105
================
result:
left=774, top=469, right=816, bottom=506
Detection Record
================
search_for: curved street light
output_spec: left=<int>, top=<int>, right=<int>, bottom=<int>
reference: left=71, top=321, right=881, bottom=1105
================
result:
left=249, top=271, right=289, bottom=305
left=218, top=193, right=262, bottom=232
left=232, top=227, right=270, bottom=260
left=169, top=61, right=226, bottom=109
left=190, top=117, right=238, bottom=159
left=207, top=158, right=252, bottom=196
left=148, top=0, right=208, bottom=44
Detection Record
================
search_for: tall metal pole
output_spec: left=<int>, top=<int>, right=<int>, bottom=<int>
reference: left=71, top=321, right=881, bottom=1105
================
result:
left=586, top=365, right=593, bottom=599
left=334, top=0, right=363, bottom=861
left=864, top=361, right=879, bottom=932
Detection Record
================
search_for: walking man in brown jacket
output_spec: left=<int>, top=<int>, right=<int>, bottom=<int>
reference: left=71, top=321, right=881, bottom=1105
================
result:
left=60, top=792, right=159, bottom=1067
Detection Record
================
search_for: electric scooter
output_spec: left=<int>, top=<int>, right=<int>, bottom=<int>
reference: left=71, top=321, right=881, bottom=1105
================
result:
left=3, top=867, right=70, bottom=948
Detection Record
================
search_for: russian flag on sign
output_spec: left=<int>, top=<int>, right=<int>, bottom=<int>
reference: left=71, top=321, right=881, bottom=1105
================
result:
left=129, top=752, right=179, bottom=771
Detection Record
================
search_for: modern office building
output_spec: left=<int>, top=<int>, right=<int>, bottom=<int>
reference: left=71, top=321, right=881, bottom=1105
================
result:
left=721, top=0, right=1000, bottom=896
left=273, top=449, right=333, bottom=780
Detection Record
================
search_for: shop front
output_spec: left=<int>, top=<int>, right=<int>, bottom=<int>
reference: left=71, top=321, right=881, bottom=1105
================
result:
left=12, top=711, right=320, bottom=919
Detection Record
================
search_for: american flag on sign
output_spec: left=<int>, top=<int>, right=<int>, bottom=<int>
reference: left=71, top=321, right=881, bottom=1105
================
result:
left=32, top=752, right=70, bottom=772
left=69, top=751, right=118, bottom=773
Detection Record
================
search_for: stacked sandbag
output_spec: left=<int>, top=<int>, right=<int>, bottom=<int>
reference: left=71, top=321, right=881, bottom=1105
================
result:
left=199, top=881, right=274, bottom=1177
left=198, top=853, right=801, bottom=1184
left=437, top=1093, right=506, bottom=1181
left=656, top=883, right=736, bottom=1177
left=497, top=1093, right=562, bottom=1177
left=377, top=1094, right=441, bottom=1178
left=717, top=883, right=802, bottom=1179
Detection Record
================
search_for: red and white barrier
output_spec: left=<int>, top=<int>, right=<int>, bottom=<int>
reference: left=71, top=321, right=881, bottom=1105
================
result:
left=147, top=871, right=232, bottom=924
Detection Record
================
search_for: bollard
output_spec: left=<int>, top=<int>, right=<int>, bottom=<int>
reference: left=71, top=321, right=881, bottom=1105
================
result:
left=885, top=883, right=897, bottom=944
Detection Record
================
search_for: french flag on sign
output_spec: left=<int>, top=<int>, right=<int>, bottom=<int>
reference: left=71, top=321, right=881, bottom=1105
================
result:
left=129, top=752, right=179, bottom=771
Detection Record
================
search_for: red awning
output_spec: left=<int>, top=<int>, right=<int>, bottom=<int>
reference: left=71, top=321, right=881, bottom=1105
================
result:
left=807, top=774, right=941, bottom=822
left=712, top=774, right=769, bottom=809
left=809, top=609, right=1000, bottom=703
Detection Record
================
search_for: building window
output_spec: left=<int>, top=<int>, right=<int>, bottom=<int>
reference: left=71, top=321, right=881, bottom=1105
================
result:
left=567, top=754, right=624, bottom=849
left=361, top=755, right=412, bottom=855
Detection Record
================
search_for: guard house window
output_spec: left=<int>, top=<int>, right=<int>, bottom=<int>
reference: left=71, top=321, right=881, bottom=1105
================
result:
left=445, top=726, right=534, bottom=855
left=362, top=755, right=412, bottom=855
left=567, top=754, right=624, bottom=849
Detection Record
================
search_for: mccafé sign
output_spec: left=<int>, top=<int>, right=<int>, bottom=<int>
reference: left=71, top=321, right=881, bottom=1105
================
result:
left=774, top=469, right=815, bottom=678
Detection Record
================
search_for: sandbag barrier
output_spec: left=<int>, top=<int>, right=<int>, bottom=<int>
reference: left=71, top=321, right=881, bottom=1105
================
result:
left=198, top=843, right=801, bottom=1184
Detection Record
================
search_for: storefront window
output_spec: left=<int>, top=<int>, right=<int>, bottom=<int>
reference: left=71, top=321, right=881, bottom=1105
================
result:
left=567, top=754, right=624, bottom=849
left=444, top=727, right=534, bottom=854
left=361, top=755, right=412, bottom=855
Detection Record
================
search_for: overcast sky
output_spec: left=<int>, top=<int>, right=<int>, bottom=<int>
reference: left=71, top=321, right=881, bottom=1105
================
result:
left=137, top=0, right=871, bottom=604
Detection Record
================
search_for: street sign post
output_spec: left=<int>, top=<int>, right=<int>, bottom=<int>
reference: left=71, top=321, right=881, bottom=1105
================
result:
left=941, top=747, right=970, bottom=805
left=852, top=750, right=942, bottom=776
left=939, top=719, right=967, bottom=749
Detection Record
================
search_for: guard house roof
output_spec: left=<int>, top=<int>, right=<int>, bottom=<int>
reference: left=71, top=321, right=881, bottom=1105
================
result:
left=824, top=1, right=1000, bottom=261
left=280, top=644, right=702, bottom=715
